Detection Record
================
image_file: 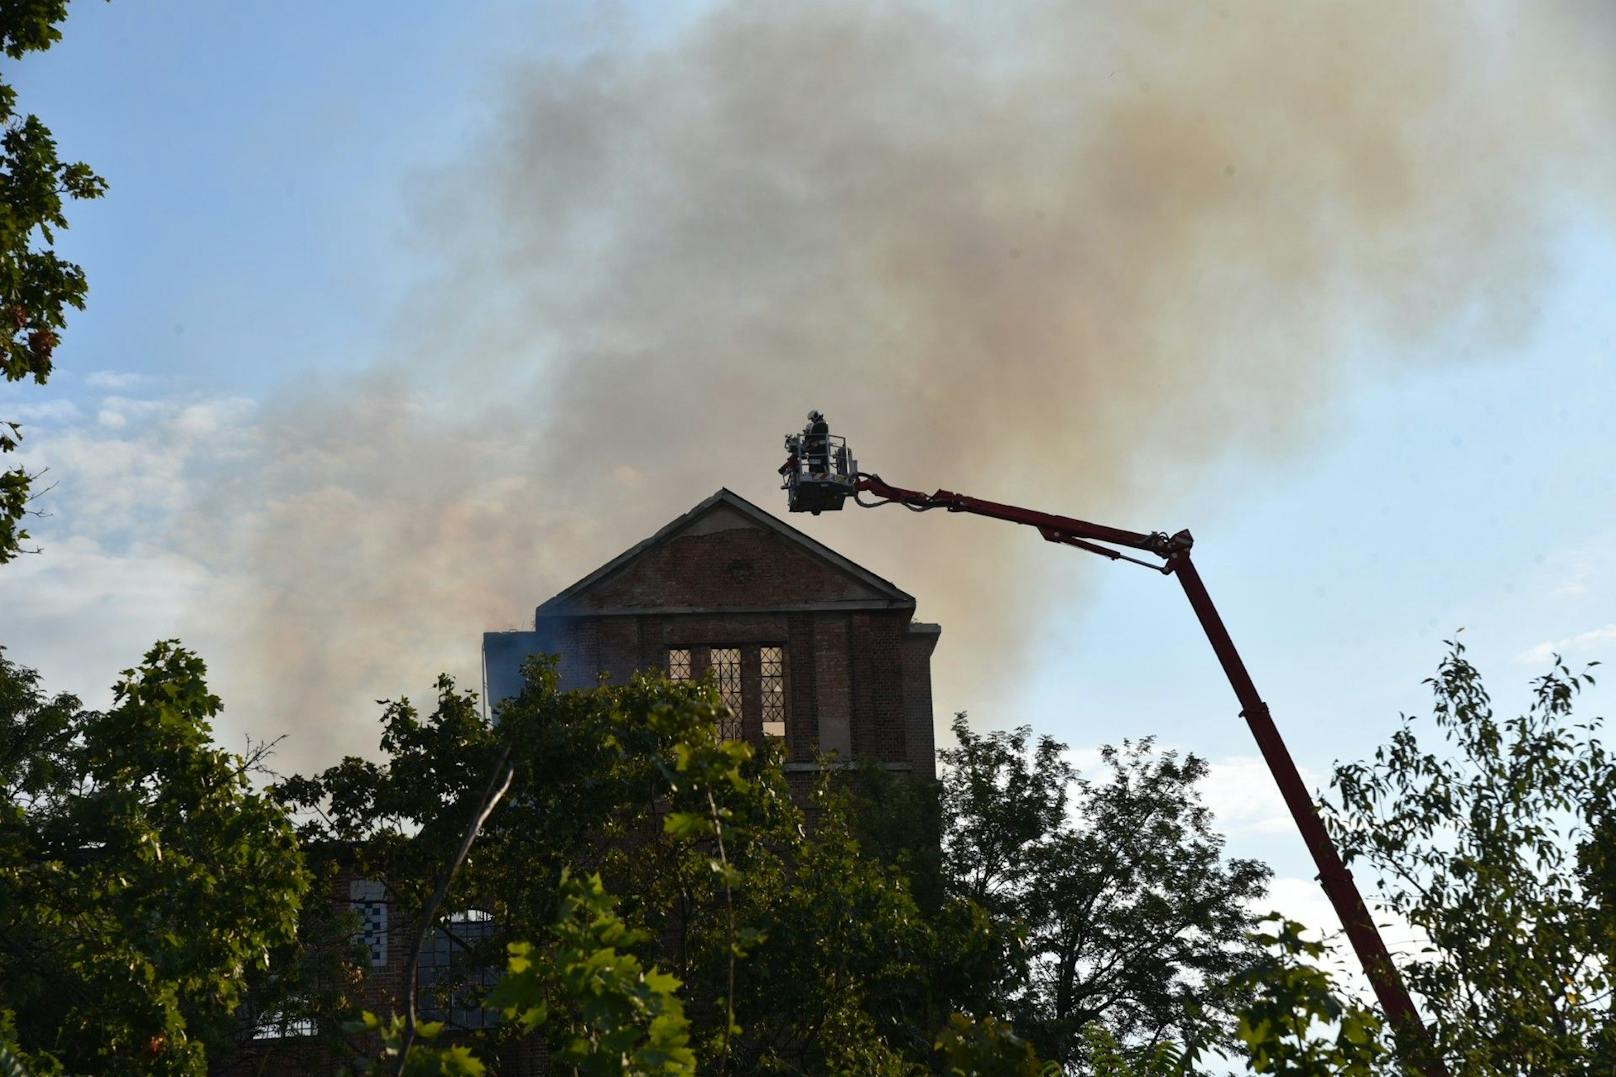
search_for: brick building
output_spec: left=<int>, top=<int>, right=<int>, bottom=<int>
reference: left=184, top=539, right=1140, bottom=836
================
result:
left=483, top=488, right=941, bottom=783
left=240, top=489, right=940, bottom=1070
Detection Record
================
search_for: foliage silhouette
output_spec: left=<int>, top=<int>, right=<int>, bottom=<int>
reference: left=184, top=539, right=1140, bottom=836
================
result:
left=0, top=1, right=107, bottom=562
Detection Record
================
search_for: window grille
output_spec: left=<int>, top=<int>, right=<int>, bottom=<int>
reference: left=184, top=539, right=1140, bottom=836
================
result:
left=418, top=912, right=500, bottom=1030
left=761, top=645, right=786, bottom=740
left=349, top=879, right=388, bottom=966
left=710, top=647, right=744, bottom=740
left=667, top=648, right=692, bottom=681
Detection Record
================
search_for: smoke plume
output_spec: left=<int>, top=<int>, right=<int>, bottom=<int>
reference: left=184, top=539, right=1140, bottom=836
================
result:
left=178, top=1, right=1615, bottom=769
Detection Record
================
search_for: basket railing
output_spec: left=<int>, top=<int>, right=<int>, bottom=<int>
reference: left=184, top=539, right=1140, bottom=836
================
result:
left=783, top=432, right=856, bottom=484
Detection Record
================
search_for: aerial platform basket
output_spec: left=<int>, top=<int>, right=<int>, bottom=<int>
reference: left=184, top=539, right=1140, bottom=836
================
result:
left=780, top=431, right=857, bottom=514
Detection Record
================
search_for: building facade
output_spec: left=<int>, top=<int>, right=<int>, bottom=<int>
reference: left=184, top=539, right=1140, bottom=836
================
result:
left=483, top=488, right=941, bottom=783
left=240, top=490, right=941, bottom=1071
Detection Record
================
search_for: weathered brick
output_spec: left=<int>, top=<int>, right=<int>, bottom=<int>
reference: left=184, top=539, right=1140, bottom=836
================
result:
left=511, top=490, right=940, bottom=783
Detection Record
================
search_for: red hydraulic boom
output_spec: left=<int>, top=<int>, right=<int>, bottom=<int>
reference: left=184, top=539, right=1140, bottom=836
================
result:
left=777, top=421, right=1441, bottom=1072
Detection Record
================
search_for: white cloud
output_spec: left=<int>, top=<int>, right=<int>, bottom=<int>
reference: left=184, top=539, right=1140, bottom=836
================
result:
left=1517, top=624, right=1616, bottom=665
left=4, top=390, right=265, bottom=718
left=1200, top=755, right=1329, bottom=837
left=3, top=399, right=83, bottom=425
left=2, top=534, right=221, bottom=710
left=1252, top=876, right=1368, bottom=990
left=85, top=370, right=144, bottom=390
left=1550, top=558, right=1593, bottom=598
left=174, top=398, right=255, bottom=438
left=1059, top=746, right=1329, bottom=840
left=1257, top=876, right=1340, bottom=938
left=3, top=534, right=209, bottom=622
left=13, top=392, right=258, bottom=534
left=1065, top=745, right=1105, bottom=774
left=2, top=384, right=542, bottom=773
left=1254, top=875, right=1429, bottom=997
left=94, top=394, right=183, bottom=424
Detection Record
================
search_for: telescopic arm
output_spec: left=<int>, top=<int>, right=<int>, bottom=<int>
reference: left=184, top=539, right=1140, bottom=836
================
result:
left=851, top=471, right=1442, bottom=1073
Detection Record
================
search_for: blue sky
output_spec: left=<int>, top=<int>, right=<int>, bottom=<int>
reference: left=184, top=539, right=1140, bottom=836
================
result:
left=16, top=3, right=532, bottom=393
left=1023, top=233, right=1616, bottom=878
left=5, top=1, right=1614, bottom=945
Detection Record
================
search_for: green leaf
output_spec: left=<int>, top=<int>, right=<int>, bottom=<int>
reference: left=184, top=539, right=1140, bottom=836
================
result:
left=662, top=811, right=711, bottom=840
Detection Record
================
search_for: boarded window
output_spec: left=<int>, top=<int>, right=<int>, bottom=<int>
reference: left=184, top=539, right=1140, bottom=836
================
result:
left=667, top=647, right=692, bottom=681
left=349, top=879, right=388, bottom=967
left=761, top=645, right=787, bottom=740
left=710, top=647, right=744, bottom=740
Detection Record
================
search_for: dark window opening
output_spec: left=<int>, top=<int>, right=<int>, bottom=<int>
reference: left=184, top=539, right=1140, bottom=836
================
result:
left=252, top=1007, right=317, bottom=1040
left=418, top=911, right=499, bottom=1030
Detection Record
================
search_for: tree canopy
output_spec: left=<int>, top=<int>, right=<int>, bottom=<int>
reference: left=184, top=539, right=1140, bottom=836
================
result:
left=275, top=660, right=1009, bottom=1074
left=0, top=643, right=308, bottom=1073
left=4, top=638, right=1609, bottom=1074
left=940, top=716, right=1271, bottom=1068
left=1325, top=638, right=1615, bottom=1073
left=0, top=0, right=106, bottom=563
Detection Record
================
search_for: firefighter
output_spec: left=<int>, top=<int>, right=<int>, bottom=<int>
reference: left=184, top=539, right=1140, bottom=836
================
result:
left=805, top=409, right=830, bottom=475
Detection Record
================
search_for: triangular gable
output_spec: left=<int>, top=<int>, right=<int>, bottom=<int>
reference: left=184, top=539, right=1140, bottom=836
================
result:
left=536, top=488, right=914, bottom=619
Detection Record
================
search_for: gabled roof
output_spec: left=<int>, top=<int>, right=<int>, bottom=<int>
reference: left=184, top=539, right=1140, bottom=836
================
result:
left=535, top=488, right=914, bottom=620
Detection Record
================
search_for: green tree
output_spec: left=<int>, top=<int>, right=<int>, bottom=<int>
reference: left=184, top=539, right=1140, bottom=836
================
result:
left=941, top=716, right=1072, bottom=923
left=489, top=870, right=695, bottom=1076
left=934, top=1012, right=1057, bottom=1076
left=0, top=0, right=107, bottom=562
left=1325, top=638, right=1616, bottom=1073
left=839, top=755, right=947, bottom=913
left=0, top=643, right=309, bottom=1073
left=939, top=715, right=1270, bottom=1068
left=1229, top=918, right=1389, bottom=1075
left=223, top=858, right=374, bottom=1072
left=373, top=870, right=695, bottom=1077
left=278, top=661, right=1000, bottom=1074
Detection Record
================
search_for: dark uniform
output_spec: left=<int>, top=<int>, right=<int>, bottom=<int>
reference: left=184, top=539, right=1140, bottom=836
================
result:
left=805, top=414, right=830, bottom=475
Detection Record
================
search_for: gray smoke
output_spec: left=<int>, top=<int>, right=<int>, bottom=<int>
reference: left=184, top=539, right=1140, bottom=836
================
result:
left=178, top=1, right=1615, bottom=770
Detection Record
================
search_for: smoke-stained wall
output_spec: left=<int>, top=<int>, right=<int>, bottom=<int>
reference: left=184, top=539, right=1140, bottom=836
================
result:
left=484, top=489, right=937, bottom=783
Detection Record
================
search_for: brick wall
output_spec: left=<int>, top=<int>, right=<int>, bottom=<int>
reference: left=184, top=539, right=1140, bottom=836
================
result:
left=235, top=867, right=548, bottom=1075
left=902, top=625, right=941, bottom=774
left=538, top=603, right=934, bottom=779
left=514, top=498, right=943, bottom=780
left=570, top=520, right=880, bottom=611
left=533, top=517, right=937, bottom=776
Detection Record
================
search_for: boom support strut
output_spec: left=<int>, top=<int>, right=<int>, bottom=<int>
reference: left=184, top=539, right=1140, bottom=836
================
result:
left=853, top=472, right=1442, bottom=1072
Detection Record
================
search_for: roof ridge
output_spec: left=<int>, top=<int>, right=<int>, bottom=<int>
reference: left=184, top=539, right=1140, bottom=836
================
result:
left=534, top=488, right=913, bottom=622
